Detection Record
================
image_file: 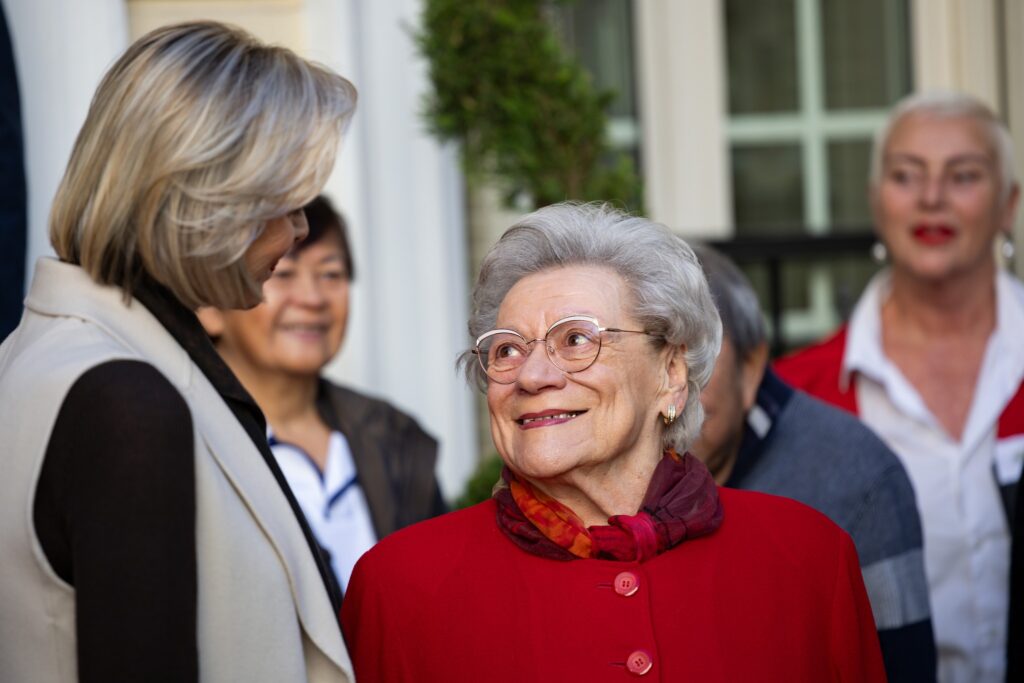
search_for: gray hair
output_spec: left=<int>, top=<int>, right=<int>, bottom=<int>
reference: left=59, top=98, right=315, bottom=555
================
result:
left=459, top=202, right=722, bottom=453
left=869, top=90, right=1018, bottom=202
left=692, top=244, right=766, bottom=362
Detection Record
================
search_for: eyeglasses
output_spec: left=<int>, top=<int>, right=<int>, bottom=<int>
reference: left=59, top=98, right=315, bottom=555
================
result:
left=473, top=315, right=658, bottom=385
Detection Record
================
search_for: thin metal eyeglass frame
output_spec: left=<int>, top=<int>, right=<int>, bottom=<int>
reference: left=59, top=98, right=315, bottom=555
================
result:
left=472, top=314, right=658, bottom=385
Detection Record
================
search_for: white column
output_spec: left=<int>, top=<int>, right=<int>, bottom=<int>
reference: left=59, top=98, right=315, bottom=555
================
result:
left=312, top=0, right=476, bottom=501
left=634, top=0, right=731, bottom=238
left=4, top=0, right=129, bottom=287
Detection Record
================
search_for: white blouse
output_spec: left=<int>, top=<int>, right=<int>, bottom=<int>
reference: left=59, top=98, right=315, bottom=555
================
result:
left=269, top=429, right=377, bottom=592
left=842, top=269, right=1024, bottom=683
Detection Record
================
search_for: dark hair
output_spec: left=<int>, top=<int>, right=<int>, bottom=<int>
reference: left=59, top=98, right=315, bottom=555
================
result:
left=692, top=244, right=766, bottom=363
left=300, top=195, right=355, bottom=281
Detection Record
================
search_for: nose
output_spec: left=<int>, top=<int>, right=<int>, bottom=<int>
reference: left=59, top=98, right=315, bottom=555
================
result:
left=918, top=174, right=946, bottom=209
left=514, top=341, right=566, bottom=392
left=292, top=270, right=327, bottom=308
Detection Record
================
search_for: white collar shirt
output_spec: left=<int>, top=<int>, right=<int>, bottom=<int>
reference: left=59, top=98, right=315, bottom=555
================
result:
left=269, top=428, right=377, bottom=592
left=843, top=268, right=1024, bottom=683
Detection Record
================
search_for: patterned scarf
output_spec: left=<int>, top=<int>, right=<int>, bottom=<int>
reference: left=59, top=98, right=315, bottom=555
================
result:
left=494, top=451, right=723, bottom=562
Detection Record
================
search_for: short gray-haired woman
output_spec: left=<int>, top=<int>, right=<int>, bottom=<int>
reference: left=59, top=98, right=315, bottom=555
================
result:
left=776, top=90, right=1024, bottom=682
left=342, top=202, right=885, bottom=682
left=0, top=22, right=356, bottom=683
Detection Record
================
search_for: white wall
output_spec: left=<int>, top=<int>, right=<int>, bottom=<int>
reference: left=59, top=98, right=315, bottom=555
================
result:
left=310, top=0, right=477, bottom=500
left=4, top=0, right=128, bottom=286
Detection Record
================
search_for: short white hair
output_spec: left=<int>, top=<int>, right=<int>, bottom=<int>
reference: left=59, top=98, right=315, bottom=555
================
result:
left=869, top=90, right=1018, bottom=202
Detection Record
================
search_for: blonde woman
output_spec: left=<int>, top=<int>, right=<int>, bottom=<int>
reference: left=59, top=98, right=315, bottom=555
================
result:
left=0, top=22, right=356, bottom=683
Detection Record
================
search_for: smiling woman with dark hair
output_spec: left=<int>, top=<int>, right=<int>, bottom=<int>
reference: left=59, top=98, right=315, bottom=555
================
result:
left=199, top=195, right=446, bottom=593
left=341, top=202, right=886, bottom=682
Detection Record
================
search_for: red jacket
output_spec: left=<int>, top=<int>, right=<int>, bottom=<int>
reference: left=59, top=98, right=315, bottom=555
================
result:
left=341, top=488, right=885, bottom=682
left=774, top=326, right=1024, bottom=441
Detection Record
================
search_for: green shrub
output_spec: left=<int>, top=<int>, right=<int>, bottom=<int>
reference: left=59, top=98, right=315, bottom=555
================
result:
left=454, top=454, right=505, bottom=509
left=415, top=0, right=640, bottom=209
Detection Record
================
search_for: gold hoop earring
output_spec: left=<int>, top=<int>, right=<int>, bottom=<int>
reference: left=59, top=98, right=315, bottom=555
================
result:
left=662, top=404, right=677, bottom=426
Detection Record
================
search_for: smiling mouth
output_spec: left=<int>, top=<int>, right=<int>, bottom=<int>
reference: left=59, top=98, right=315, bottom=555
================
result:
left=280, top=323, right=329, bottom=334
left=516, top=410, right=586, bottom=428
left=911, top=224, right=956, bottom=245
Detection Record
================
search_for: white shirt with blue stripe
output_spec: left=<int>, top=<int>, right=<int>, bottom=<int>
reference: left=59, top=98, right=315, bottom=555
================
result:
left=269, top=428, right=377, bottom=592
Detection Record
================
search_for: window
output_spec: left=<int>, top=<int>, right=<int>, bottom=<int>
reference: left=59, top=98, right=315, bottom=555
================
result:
left=724, top=0, right=912, bottom=346
left=553, top=0, right=641, bottom=175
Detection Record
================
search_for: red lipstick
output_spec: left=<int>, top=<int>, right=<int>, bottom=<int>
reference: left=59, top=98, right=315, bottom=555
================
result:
left=911, top=223, right=955, bottom=246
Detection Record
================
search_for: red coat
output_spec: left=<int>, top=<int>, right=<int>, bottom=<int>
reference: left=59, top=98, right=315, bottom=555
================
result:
left=341, top=487, right=886, bottom=682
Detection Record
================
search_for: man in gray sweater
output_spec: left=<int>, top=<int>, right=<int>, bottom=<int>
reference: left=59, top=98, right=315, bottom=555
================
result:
left=692, top=245, right=937, bottom=683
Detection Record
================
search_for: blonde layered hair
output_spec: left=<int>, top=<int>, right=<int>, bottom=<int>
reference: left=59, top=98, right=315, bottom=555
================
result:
left=50, top=21, right=357, bottom=309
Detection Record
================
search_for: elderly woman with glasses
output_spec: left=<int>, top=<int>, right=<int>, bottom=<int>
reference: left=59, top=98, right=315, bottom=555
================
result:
left=341, top=202, right=885, bottom=682
left=776, top=91, right=1024, bottom=683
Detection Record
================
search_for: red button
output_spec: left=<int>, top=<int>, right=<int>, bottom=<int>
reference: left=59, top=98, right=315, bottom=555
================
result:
left=614, top=571, right=640, bottom=597
left=626, top=650, right=653, bottom=676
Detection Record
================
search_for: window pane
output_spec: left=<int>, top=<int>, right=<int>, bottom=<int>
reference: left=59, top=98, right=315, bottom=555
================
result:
left=828, top=139, right=872, bottom=229
left=778, top=258, right=879, bottom=351
left=726, top=0, right=799, bottom=114
left=821, top=0, right=911, bottom=109
left=554, top=0, right=636, bottom=120
left=732, top=143, right=804, bottom=235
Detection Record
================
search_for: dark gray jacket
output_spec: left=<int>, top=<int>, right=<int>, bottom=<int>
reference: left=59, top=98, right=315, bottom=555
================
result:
left=316, top=379, right=446, bottom=538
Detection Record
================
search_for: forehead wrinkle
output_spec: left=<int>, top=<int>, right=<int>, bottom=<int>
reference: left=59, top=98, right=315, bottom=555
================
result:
left=494, top=265, right=635, bottom=340
left=494, top=309, right=604, bottom=339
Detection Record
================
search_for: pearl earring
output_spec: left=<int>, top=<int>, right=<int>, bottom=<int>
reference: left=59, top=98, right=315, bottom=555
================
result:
left=871, top=241, right=888, bottom=263
left=1002, top=235, right=1016, bottom=261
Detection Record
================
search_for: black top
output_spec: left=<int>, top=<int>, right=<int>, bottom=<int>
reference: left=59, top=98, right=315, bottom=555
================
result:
left=1009, top=475, right=1024, bottom=682
left=33, top=276, right=342, bottom=683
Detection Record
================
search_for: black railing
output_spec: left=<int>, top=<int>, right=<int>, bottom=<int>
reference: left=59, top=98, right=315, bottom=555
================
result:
left=706, top=230, right=877, bottom=357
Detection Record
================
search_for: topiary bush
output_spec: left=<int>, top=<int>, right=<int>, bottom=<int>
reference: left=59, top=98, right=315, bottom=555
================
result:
left=415, top=0, right=640, bottom=209
left=454, top=454, right=505, bottom=509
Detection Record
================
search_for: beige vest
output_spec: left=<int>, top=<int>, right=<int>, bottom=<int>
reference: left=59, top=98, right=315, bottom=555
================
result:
left=0, top=258, right=353, bottom=683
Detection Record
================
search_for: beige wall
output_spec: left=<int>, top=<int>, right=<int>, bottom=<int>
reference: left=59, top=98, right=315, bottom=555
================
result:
left=127, top=0, right=305, bottom=44
left=1002, top=0, right=1024, bottom=275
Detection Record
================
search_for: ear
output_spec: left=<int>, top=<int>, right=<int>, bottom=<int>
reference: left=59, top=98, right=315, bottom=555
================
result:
left=739, top=342, right=769, bottom=411
left=661, top=343, right=689, bottom=414
left=196, top=306, right=226, bottom=340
